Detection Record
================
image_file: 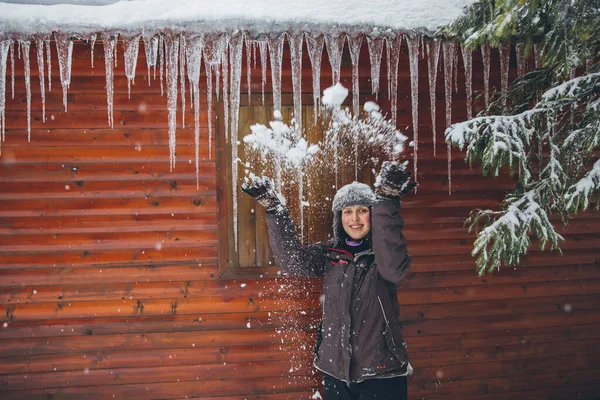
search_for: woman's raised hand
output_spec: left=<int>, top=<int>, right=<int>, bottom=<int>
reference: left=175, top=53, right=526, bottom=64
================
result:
left=374, top=161, right=417, bottom=198
left=241, top=175, right=283, bottom=211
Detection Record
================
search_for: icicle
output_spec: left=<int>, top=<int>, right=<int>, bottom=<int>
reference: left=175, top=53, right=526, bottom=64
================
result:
left=367, top=36, right=384, bottom=101
left=179, top=35, right=187, bottom=128
left=442, top=41, right=455, bottom=195
left=386, top=35, right=402, bottom=126
left=305, top=33, right=324, bottom=122
left=289, top=31, right=306, bottom=233
left=516, top=42, right=526, bottom=77
left=159, top=35, right=165, bottom=96
left=203, top=53, right=213, bottom=159
left=255, top=39, right=267, bottom=105
left=325, top=33, right=345, bottom=85
left=142, top=35, right=159, bottom=86
left=113, top=35, right=118, bottom=69
left=203, top=33, right=227, bottom=101
left=289, top=32, right=304, bottom=133
left=0, top=40, right=10, bottom=144
left=498, top=42, right=510, bottom=108
left=426, top=39, right=440, bottom=156
left=347, top=33, right=362, bottom=116
left=406, top=35, right=420, bottom=184
left=221, top=34, right=230, bottom=143
left=123, top=35, right=141, bottom=99
left=102, top=34, right=116, bottom=128
left=20, top=41, right=32, bottom=141
left=268, top=33, right=284, bottom=112
left=244, top=34, right=253, bottom=105
left=203, top=33, right=226, bottom=158
left=45, top=39, right=51, bottom=92
left=229, top=32, right=244, bottom=252
left=386, top=37, right=391, bottom=99
left=480, top=42, right=491, bottom=108
left=35, top=38, right=46, bottom=123
left=453, top=44, right=459, bottom=93
left=54, top=33, right=73, bottom=112
left=461, top=44, right=473, bottom=120
left=90, top=34, right=97, bottom=69
left=186, top=34, right=204, bottom=188
left=9, top=41, right=14, bottom=100
left=164, top=35, right=180, bottom=171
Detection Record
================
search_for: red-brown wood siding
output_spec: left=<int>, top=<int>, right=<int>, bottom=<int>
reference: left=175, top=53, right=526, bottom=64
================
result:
left=0, top=38, right=599, bottom=399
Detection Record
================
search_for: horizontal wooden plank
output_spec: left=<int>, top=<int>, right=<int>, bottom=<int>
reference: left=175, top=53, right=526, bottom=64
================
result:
left=0, top=128, right=212, bottom=147
left=416, top=369, right=600, bottom=399
left=1, top=277, right=598, bottom=308
left=0, top=161, right=216, bottom=182
left=1, top=359, right=314, bottom=391
left=0, top=343, right=314, bottom=374
left=0, top=375, right=320, bottom=400
left=0, top=195, right=218, bottom=217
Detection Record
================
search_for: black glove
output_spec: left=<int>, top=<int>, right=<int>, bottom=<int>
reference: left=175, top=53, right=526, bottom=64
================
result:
left=241, top=175, right=282, bottom=211
left=374, top=161, right=417, bottom=198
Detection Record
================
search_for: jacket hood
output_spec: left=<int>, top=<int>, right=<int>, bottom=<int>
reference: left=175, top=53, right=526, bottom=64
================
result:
left=331, top=182, right=377, bottom=246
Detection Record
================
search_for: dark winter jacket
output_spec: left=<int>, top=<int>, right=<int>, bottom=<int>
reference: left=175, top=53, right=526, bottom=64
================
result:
left=265, top=198, right=411, bottom=383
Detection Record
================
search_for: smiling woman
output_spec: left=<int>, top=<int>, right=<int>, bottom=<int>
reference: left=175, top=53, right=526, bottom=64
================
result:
left=241, top=162, right=415, bottom=400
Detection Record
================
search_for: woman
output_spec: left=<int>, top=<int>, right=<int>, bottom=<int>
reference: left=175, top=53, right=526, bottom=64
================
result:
left=241, top=161, right=415, bottom=400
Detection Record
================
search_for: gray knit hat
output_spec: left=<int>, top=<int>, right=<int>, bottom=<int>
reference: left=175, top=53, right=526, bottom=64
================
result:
left=331, top=182, right=377, bottom=245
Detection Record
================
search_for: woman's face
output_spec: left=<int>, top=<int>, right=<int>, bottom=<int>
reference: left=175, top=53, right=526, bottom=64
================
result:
left=341, top=205, right=371, bottom=240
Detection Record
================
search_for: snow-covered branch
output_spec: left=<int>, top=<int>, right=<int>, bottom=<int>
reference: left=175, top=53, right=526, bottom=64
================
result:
left=468, top=188, right=564, bottom=275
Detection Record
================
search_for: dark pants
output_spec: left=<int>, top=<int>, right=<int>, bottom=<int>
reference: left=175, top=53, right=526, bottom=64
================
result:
left=323, top=374, right=408, bottom=400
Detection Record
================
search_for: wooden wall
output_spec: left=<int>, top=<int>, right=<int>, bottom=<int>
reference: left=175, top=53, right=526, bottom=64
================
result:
left=0, top=37, right=599, bottom=399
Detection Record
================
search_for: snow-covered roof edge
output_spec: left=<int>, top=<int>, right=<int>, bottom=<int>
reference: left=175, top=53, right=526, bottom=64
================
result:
left=0, top=0, right=476, bottom=38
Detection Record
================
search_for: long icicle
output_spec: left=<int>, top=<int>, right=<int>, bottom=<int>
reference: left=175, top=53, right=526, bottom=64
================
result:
left=268, top=33, right=284, bottom=113
left=325, top=33, right=345, bottom=85
left=179, top=35, right=187, bottom=128
left=386, top=35, right=402, bottom=126
left=186, top=34, right=204, bottom=189
left=229, top=32, right=244, bottom=251
left=203, top=34, right=222, bottom=159
left=289, top=32, right=303, bottom=133
left=460, top=44, right=473, bottom=120
left=347, top=33, right=362, bottom=116
left=244, top=33, right=253, bottom=106
left=348, top=33, right=363, bottom=180
left=406, top=34, right=420, bottom=185
left=289, top=31, right=305, bottom=237
left=480, top=42, right=491, bottom=108
left=20, top=40, right=32, bottom=141
left=9, top=41, right=14, bottom=100
left=305, top=33, right=324, bottom=122
left=257, top=38, right=267, bottom=105
left=221, top=33, right=230, bottom=143
left=102, top=34, right=116, bottom=128
left=367, top=36, right=384, bottom=101
left=45, top=39, right=51, bottom=92
left=442, top=41, right=455, bottom=195
left=35, top=38, right=46, bottom=123
left=426, top=39, right=441, bottom=156
left=0, top=40, right=10, bottom=145
left=498, top=42, right=510, bottom=108
left=123, top=35, right=141, bottom=99
left=164, top=35, right=180, bottom=171
left=54, top=32, right=73, bottom=112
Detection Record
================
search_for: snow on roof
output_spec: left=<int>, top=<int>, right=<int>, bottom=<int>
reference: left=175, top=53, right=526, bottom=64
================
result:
left=0, top=0, right=476, bottom=37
